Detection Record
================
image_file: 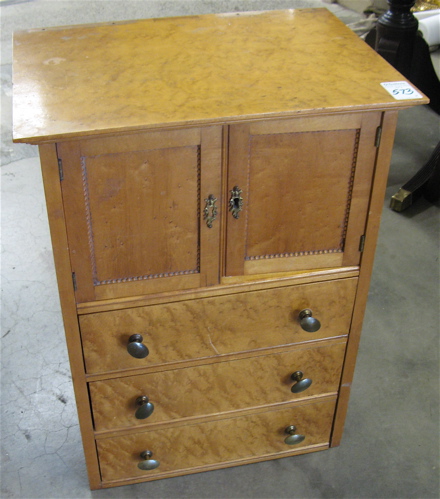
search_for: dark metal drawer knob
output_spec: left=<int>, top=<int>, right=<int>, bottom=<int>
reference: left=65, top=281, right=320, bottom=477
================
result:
left=138, top=450, right=160, bottom=471
left=135, top=396, right=155, bottom=420
left=127, top=334, right=149, bottom=359
left=299, top=309, right=321, bottom=333
left=290, top=371, right=313, bottom=393
left=284, top=425, right=306, bottom=446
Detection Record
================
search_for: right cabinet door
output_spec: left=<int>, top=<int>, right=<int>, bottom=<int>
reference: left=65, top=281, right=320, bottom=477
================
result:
left=225, top=112, right=382, bottom=276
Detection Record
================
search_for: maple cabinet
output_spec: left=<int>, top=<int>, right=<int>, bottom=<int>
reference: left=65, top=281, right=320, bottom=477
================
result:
left=13, top=8, right=426, bottom=490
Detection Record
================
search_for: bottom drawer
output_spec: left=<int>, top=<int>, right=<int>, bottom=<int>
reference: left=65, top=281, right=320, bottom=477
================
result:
left=97, top=398, right=336, bottom=484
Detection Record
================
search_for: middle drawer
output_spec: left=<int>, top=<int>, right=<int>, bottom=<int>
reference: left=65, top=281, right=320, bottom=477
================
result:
left=90, top=340, right=346, bottom=432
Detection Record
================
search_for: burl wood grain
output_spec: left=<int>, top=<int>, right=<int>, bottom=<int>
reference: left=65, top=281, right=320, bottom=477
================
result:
left=332, top=111, right=399, bottom=447
left=38, top=144, right=102, bottom=489
left=96, top=398, right=336, bottom=483
left=247, top=130, right=357, bottom=255
left=225, top=113, right=381, bottom=276
left=13, top=10, right=426, bottom=143
left=80, top=277, right=357, bottom=375
left=90, top=340, right=346, bottom=431
left=58, top=127, right=222, bottom=302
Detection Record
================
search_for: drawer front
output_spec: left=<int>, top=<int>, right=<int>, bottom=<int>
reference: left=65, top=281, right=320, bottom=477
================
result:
left=80, top=277, right=357, bottom=374
left=97, top=398, right=336, bottom=483
left=90, top=340, right=346, bottom=431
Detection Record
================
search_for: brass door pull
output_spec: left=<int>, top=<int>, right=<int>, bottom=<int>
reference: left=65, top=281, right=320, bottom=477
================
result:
left=135, top=396, right=155, bottom=419
left=127, top=334, right=149, bottom=359
left=284, top=425, right=306, bottom=446
left=298, top=309, right=321, bottom=333
left=204, top=194, right=218, bottom=228
left=290, top=371, right=313, bottom=393
left=138, top=450, right=160, bottom=471
left=229, top=186, right=243, bottom=219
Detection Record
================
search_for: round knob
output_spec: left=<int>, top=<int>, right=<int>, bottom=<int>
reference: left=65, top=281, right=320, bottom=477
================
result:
left=290, top=371, right=313, bottom=393
left=138, top=450, right=160, bottom=471
left=135, top=396, right=155, bottom=420
left=299, top=309, right=321, bottom=333
left=284, top=425, right=306, bottom=446
left=127, top=334, right=149, bottom=359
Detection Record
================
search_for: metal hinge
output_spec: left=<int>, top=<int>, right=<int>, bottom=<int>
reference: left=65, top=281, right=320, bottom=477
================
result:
left=359, top=235, right=366, bottom=252
left=375, top=126, right=382, bottom=148
left=58, top=158, right=64, bottom=181
left=72, top=272, right=77, bottom=291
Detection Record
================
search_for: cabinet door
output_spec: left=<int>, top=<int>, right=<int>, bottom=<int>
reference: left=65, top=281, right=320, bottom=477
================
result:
left=59, top=127, right=222, bottom=302
left=225, top=113, right=381, bottom=276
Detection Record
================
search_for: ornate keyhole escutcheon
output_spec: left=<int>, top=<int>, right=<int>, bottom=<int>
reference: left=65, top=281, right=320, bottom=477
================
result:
left=229, top=186, right=243, bottom=219
left=204, top=194, right=218, bottom=228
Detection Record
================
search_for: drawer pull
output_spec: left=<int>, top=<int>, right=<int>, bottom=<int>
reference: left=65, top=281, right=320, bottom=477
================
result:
left=138, top=450, right=160, bottom=471
left=135, top=396, right=155, bottom=420
left=127, top=334, right=149, bottom=359
left=299, top=309, right=321, bottom=333
left=290, top=371, right=313, bottom=393
left=284, top=425, right=306, bottom=446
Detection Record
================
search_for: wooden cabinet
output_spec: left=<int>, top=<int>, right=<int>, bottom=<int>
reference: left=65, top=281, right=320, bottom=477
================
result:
left=13, top=8, right=427, bottom=490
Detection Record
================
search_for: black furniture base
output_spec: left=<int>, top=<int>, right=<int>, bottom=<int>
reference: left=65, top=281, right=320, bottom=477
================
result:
left=366, top=0, right=440, bottom=211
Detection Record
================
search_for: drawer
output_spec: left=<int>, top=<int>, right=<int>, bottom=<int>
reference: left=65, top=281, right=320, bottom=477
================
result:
left=90, top=340, right=346, bottom=431
left=80, top=277, right=357, bottom=374
left=97, top=398, right=336, bottom=483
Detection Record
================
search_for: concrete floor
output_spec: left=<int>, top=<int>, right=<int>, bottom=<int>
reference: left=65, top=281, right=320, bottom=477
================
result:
left=1, top=1, right=439, bottom=498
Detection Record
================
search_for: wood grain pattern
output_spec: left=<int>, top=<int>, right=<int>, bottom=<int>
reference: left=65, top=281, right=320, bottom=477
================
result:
left=77, top=267, right=359, bottom=315
left=226, top=113, right=380, bottom=276
left=90, top=340, right=346, bottom=431
left=58, top=127, right=222, bottom=302
left=245, top=129, right=358, bottom=255
left=96, top=398, right=336, bottom=483
left=341, top=112, right=382, bottom=266
left=331, top=111, right=399, bottom=446
left=80, top=277, right=357, bottom=375
left=13, top=10, right=427, bottom=144
left=12, top=8, right=425, bottom=490
left=85, top=146, right=200, bottom=282
left=37, top=145, right=102, bottom=489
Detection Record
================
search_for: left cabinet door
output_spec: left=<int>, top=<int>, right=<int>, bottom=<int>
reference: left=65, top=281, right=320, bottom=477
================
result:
left=58, top=127, right=223, bottom=302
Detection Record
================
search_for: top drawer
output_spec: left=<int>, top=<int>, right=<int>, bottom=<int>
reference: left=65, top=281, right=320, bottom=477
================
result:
left=80, top=277, right=357, bottom=375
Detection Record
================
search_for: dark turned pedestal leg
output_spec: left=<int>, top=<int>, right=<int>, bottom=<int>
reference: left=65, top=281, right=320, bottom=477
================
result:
left=366, top=0, right=440, bottom=211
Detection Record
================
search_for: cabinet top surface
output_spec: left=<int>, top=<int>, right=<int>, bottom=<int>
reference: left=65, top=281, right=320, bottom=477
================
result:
left=13, top=8, right=427, bottom=143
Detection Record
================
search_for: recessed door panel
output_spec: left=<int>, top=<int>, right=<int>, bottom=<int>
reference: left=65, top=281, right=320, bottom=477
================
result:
left=86, top=146, right=199, bottom=282
left=226, top=113, right=381, bottom=276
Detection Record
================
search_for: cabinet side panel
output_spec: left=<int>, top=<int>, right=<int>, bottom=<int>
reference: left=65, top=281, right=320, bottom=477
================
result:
left=38, top=144, right=102, bottom=489
left=331, top=111, right=399, bottom=446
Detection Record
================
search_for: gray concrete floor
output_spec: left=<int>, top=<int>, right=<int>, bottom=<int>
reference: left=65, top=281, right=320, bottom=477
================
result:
left=1, top=1, right=439, bottom=498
